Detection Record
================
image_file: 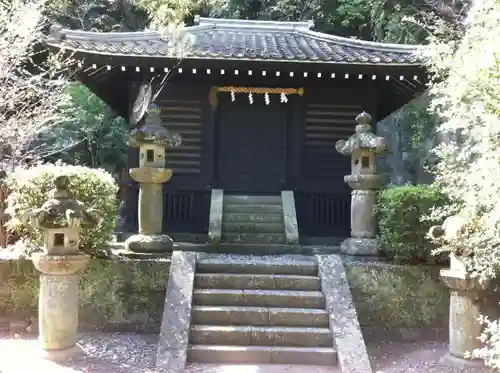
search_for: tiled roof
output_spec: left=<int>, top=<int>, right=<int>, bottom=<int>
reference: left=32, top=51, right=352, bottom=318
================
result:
left=45, top=17, right=422, bottom=65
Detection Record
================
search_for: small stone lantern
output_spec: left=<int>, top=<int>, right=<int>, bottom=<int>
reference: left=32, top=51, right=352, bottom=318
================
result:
left=335, top=111, right=387, bottom=255
left=125, top=103, right=181, bottom=253
left=23, top=175, right=102, bottom=361
left=429, top=216, right=489, bottom=366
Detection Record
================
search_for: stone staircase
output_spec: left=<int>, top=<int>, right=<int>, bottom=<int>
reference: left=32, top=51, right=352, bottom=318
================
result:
left=187, top=255, right=337, bottom=365
left=221, top=195, right=286, bottom=245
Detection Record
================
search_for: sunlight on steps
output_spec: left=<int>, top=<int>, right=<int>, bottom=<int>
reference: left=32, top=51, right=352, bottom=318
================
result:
left=156, top=253, right=372, bottom=373
left=184, top=363, right=342, bottom=372
left=221, top=195, right=287, bottom=245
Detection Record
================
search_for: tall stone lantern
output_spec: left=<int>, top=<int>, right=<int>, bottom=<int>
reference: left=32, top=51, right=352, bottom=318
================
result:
left=23, top=175, right=102, bottom=361
left=335, top=111, right=387, bottom=256
left=125, top=103, right=181, bottom=253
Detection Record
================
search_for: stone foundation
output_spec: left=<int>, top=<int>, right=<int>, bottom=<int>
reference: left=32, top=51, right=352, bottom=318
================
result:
left=344, top=260, right=449, bottom=340
left=0, top=255, right=453, bottom=337
left=0, top=257, right=171, bottom=333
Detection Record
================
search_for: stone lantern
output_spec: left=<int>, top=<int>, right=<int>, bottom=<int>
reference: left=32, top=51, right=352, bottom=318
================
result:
left=335, top=111, right=387, bottom=256
left=125, top=103, right=181, bottom=253
left=23, top=175, right=102, bottom=361
left=429, top=215, right=489, bottom=366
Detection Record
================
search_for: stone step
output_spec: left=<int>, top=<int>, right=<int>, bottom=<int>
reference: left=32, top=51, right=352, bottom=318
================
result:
left=187, top=364, right=342, bottom=372
left=224, top=204, right=283, bottom=214
left=223, top=213, right=283, bottom=224
left=224, top=195, right=282, bottom=206
left=190, top=243, right=304, bottom=255
left=195, top=273, right=321, bottom=291
left=196, top=255, right=317, bottom=275
left=187, top=345, right=337, bottom=365
left=222, top=222, right=284, bottom=234
left=190, top=325, right=333, bottom=347
left=221, top=233, right=286, bottom=245
left=193, top=289, right=325, bottom=308
left=192, top=306, right=329, bottom=327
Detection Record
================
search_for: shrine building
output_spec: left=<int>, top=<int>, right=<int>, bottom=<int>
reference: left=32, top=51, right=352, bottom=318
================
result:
left=45, top=16, right=426, bottom=245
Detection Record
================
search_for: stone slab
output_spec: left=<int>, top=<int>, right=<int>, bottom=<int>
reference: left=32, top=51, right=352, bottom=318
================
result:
left=185, top=364, right=341, bottom=373
left=193, top=288, right=325, bottom=308
left=187, top=345, right=337, bottom=365
left=340, top=237, right=379, bottom=256
left=155, top=251, right=196, bottom=372
left=124, top=233, right=174, bottom=253
left=223, top=222, right=284, bottom=234
left=195, top=273, right=320, bottom=290
left=223, top=213, right=283, bottom=223
left=208, top=189, right=224, bottom=244
left=317, top=254, right=373, bottom=373
left=281, top=190, right=300, bottom=245
left=221, top=232, right=287, bottom=245
left=196, top=254, right=317, bottom=275
left=190, top=325, right=333, bottom=347
left=223, top=195, right=282, bottom=205
left=223, top=204, right=283, bottom=214
left=191, top=305, right=328, bottom=327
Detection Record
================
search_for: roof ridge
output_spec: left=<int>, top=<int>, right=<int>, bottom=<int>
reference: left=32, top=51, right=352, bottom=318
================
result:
left=194, top=16, right=314, bottom=31
left=298, top=29, right=423, bottom=52
left=47, top=24, right=162, bottom=42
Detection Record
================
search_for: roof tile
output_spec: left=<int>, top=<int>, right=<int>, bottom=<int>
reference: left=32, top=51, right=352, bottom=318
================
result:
left=46, top=17, right=422, bottom=65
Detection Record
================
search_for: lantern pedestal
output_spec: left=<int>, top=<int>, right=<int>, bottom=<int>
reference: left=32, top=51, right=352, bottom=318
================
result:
left=32, top=253, right=89, bottom=362
left=440, top=254, right=488, bottom=366
left=125, top=166, right=173, bottom=253
left=125, top=166, right=174, bottom=253
left=125, top=233, right=174, bottom=253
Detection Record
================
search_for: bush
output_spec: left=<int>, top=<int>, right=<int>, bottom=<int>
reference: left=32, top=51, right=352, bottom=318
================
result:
left=376, top=184, right=448, bottom=264
left=4, top=162, right=118, bottom=256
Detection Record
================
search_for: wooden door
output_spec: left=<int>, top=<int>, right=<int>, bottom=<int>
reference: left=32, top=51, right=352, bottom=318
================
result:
left=217, top=95, right=287, bottom=193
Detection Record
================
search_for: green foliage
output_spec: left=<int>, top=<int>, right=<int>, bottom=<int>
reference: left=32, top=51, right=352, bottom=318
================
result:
left=46, top=0, right=449, bottom=44
left=422, top=0, right=500, bottom=279
left=4, top=162, right=118, bottom=256
left=45, top=0, right=149, bottom=31
left=473, top=315, right=500, bottom=369
left=421, top=0, right=500, bottom=367
left=376, top=185, right=448, bottom=264
left=50, top=83, right=128, bottom=173
left=403, top=98, right=437, bottom=156
left=393, top=95, right=442, bottom=178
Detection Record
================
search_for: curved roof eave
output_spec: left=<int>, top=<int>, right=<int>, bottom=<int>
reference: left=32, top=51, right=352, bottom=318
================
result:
left=44, top=17, right=426, bottom=66
left=49, top=47, right=423, bottom=68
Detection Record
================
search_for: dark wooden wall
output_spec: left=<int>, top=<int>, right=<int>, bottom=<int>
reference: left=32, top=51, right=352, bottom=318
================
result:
left=295, top=85, right=375, bottom=238
left=126, top=84, right=213, bottom=234
left=125, top=74, right=377, bottom=238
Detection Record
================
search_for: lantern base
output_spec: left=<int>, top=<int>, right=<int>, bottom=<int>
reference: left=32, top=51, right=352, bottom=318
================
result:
left=439, top=353, right=485, bottom=368
left=39, top=345, right=83, bottom=362
left=340, top=237, right=379, bottom=256
left=125, top=233, right=174, bottom=253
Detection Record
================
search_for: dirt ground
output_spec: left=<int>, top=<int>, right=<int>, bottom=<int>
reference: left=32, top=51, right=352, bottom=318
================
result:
left=0, top=332, right=496, bottom=373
